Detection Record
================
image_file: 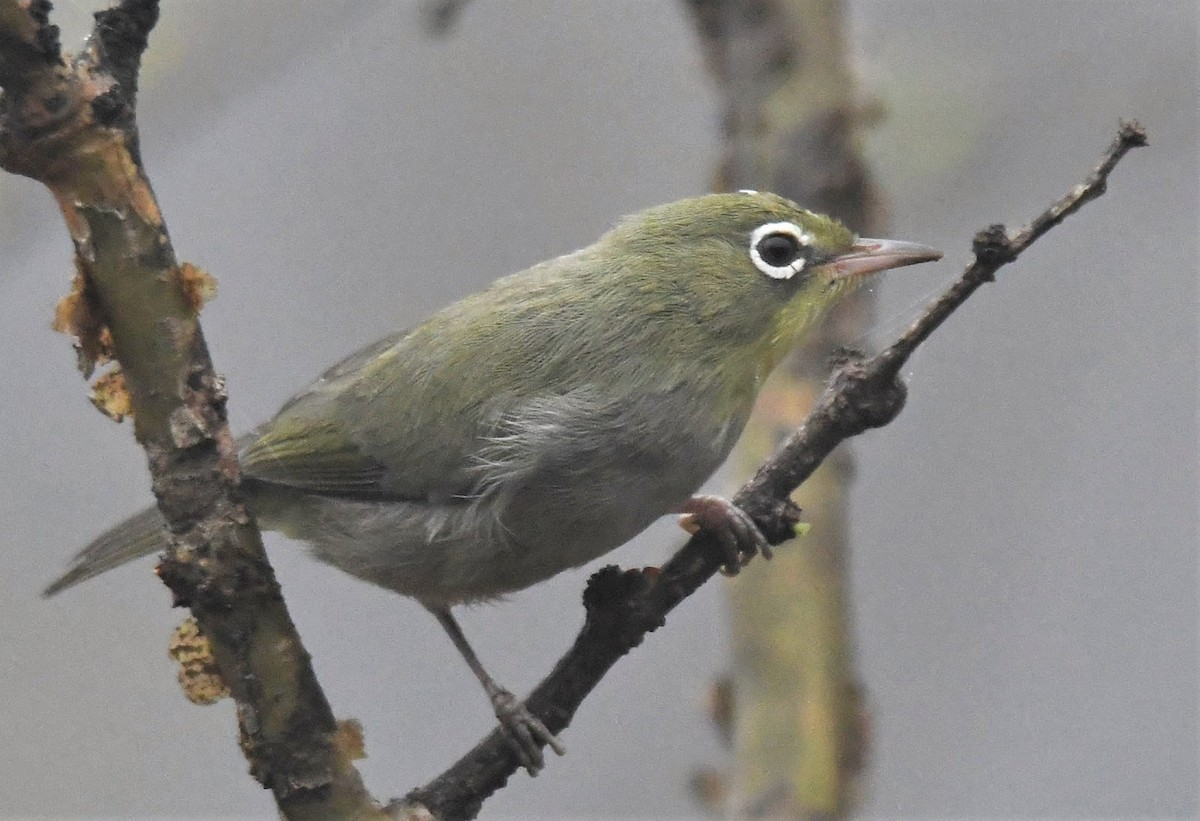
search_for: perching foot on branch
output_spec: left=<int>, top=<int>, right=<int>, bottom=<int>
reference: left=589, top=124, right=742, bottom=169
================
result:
left=488, top=685, right=566, bottom=776
left=680, top=494, right=774, bottom=575
left=428, top=604, right=565, bottom=775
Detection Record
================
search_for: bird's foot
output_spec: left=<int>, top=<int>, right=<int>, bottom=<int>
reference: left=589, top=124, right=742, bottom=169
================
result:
left=679, top=494, right=772, bottom=576
left=489, top=687, right=565, bottom=776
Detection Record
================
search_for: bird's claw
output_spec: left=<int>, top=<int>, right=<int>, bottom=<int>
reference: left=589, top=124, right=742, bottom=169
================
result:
left=490, top=687, right=565, bottom=775
left=679, top=494, right=772, bottom=575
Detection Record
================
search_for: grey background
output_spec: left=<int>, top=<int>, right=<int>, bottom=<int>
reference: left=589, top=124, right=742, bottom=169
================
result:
left=0, top=1, right=1195, bottom=818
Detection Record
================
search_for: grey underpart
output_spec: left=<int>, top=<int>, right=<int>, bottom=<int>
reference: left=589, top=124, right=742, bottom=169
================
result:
left=241, top=386, right=748, bottom=606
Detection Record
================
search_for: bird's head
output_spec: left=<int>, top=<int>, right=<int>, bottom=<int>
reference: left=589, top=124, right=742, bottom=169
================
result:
left=602, top=191, right=941, bottom=373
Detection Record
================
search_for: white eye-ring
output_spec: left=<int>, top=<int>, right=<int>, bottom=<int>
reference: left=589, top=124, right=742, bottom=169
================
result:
left=749, top=221, right=812, bottom=280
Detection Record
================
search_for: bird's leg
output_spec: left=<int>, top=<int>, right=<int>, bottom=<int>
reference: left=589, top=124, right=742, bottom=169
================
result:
left=427, top=605, right=566, bottom=775
left=678, top=494, right=772, bottom=576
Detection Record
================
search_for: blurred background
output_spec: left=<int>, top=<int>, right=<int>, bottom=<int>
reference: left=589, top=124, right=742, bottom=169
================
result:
left=0, top=1, right=1195, bottom=817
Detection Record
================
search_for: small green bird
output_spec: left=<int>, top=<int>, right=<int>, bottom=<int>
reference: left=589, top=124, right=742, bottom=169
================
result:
left=46, top=191, right=939, bottom=772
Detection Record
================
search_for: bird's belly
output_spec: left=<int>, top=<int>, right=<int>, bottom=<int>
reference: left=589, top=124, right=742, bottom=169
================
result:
left=248, top=387, right=747, bottom=605
left=250, top=444, right=722, bottom=606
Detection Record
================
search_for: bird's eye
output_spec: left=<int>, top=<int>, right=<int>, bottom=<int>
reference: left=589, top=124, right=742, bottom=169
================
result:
left=749, top=221, right=811, bottom=280
left=758, top=233, right=800, bottom=266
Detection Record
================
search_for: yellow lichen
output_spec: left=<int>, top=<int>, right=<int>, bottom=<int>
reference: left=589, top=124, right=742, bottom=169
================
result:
left=88, top=367, right=133, bottom=422
left=118, top=145, right=163, bottom=226
left=176, top=261, right=217, bottom=312
left=168, top=617, right=229, bottom=706
left=52, top=262, right=112, bottom=376
left=334, top=718, right=367, bottom=762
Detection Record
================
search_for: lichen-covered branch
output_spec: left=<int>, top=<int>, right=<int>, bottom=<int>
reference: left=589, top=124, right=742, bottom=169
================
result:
left=0, top=2, right=386, bottom=817
left=405, top=124, right=1146, bottom=820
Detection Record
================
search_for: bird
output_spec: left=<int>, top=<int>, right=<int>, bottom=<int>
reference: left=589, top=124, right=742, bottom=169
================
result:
left=46, top=190, right=940, bottom=773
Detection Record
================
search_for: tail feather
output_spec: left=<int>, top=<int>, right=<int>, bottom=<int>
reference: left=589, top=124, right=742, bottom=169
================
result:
left=43, top=506, right=168, bottom=596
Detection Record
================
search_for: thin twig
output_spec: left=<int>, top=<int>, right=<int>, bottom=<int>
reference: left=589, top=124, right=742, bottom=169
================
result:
left=404, top=122, right=1147, bottom=820
left=875, top=121, right=1149, bottom=369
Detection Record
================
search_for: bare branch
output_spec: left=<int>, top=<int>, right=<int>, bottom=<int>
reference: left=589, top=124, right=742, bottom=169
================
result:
left=405, top=123, right=1147, bottom=820
left=875, top=119, right=1148, bottom=370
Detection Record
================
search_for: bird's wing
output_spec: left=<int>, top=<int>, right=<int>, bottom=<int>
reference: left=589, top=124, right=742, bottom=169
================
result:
left=239, top=327, right=480, bottom=502
left=240, top=251, right=623, bottom=502
left=239, top=412, right=395, bottom=498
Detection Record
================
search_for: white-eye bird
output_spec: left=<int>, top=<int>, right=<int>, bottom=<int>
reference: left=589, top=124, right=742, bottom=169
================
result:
left=46, top=191, right=940, bottom=773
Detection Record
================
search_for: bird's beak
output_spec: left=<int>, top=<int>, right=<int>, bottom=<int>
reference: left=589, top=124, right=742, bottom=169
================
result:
left=823, top=237, right=942, bottom=280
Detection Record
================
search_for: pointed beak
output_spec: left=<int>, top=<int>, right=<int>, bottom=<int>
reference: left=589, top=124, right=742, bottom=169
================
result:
left=823, top=237, right=942, bottom=279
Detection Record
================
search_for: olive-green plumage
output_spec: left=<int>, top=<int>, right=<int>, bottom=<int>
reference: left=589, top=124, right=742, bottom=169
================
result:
left=46, top=191, right=938, bottom=769
left=243, top=194, right=856, bottom=517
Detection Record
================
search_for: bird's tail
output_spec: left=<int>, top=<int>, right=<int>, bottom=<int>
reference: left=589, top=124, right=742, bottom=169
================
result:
left=43, top=506, right=167, bottom=596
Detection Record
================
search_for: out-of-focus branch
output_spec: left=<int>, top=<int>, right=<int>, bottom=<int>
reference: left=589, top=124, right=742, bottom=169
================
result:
left=404, top=124, right=1146, bottom=820
left=421, top=0, right=470, bottom=36
left=685, top=0, right=879, bottom=814
left=0, top=2, right=388, bottom=817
